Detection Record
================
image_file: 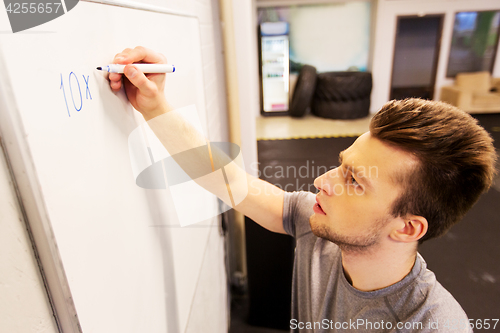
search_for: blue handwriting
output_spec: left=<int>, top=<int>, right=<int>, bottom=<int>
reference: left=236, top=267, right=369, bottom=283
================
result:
left=60, top=72, right=92, bottom=117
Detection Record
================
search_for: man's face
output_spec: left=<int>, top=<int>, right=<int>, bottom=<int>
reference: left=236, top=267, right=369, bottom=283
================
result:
left=309, top=132, right=418, bottom=253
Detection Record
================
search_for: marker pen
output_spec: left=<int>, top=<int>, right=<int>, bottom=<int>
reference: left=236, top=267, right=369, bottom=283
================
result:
left=96, top=64, right=175, bottom=73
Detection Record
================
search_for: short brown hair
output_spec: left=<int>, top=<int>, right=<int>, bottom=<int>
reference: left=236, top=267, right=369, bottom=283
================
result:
left=370, top=98, right=497, bottom=243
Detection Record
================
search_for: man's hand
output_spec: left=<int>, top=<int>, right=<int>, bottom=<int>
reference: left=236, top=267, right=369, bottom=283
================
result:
left=109, top=46, right=173, bottom=120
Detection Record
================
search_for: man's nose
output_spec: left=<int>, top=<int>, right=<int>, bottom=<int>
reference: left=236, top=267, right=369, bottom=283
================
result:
left=314, top=168, right=339, bottom=195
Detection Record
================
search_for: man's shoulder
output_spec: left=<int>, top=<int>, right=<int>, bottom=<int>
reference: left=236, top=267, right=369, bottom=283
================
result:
left=418, top=272, right=470, bottom=327
left=388, top=261, right=472, bottom=332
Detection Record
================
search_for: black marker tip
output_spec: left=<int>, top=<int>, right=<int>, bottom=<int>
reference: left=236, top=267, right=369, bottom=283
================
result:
left=96, top=67, right=102, bottom=70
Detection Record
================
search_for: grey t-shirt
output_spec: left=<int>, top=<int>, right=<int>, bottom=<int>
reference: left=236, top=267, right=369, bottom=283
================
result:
left=282, top=191, right=472, bottom=333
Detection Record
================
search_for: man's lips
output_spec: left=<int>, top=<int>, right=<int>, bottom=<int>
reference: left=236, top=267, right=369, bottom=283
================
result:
left=313, top=196, right=326, bottom=215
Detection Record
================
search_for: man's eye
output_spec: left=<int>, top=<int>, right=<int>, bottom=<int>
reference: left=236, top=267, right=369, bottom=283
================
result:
left=350, top=174, right=359, bottom=186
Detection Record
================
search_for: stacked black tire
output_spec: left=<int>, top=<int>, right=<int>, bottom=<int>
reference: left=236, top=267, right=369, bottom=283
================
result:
left=290, top=66, right=372, bottom=120
left=313, top=71, right=372, bottom=119
left=289, top=65, right=317, bottom=118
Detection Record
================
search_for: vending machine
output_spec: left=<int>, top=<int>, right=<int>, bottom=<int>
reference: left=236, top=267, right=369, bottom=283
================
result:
left=259, top=22, right=290, bottom=115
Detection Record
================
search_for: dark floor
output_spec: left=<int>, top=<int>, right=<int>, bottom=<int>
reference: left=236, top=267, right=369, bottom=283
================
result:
left=229, top=114, right=500, bottom=333
left=230, top=293, right=289, bottom=333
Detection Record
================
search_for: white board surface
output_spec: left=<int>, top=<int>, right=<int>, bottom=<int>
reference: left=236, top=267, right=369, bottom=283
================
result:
left=0, top=1, right=223, bottom=332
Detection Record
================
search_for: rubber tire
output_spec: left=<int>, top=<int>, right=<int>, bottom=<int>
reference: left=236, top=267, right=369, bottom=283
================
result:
left=314, top=72, right=372, bottom=101
left=289, top=65, right=317, bottom=117
left=312, top=97, right=370, bottom=120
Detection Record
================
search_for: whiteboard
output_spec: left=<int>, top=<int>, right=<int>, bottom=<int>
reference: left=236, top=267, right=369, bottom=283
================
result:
left=0, top=1, right=225, bottom=333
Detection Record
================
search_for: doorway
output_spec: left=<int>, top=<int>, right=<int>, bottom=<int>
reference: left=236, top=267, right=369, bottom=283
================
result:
left=390, top=15, right=444, bottom=100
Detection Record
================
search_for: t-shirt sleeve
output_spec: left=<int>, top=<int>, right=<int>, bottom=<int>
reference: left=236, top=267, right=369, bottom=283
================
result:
left=282, top=191, right=316, bottom=238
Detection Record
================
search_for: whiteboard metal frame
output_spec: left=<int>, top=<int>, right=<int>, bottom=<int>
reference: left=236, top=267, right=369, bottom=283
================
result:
left=0, top=55, right=81, bottom=332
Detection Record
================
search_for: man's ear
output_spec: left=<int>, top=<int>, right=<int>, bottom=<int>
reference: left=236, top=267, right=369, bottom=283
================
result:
left=390, top=215, right=428, bottom=243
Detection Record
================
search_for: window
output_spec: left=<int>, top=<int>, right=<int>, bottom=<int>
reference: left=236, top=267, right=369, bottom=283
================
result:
left=447, top=11, right=500, bottom=77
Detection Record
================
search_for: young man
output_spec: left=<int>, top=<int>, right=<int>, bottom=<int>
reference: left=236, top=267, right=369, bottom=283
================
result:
left=109, top=47, right=497, bottom=332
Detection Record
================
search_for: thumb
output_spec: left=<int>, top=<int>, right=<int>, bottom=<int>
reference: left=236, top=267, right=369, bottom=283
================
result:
left=123, top=65, right=155, bottom=95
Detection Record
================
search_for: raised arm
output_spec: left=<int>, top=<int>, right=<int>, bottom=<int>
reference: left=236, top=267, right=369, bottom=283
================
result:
left=109, top=46, right=286, bottom=234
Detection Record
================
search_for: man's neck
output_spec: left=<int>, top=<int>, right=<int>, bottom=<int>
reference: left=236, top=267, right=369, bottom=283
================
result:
left=340, top=243, right=417, bottom=292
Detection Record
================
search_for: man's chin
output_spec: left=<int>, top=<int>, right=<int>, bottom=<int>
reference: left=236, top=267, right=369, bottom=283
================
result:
left=308, top=215, right=379, bottom=254
left=309, top=214, right=328, bottom=239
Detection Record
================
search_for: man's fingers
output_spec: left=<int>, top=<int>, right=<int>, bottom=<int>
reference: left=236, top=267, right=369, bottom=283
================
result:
left=127, top=46, right=166, bottom=64
left=123, top=65, right=156, bottom=95
left=114, top=46, right=166, bottom=65
left=108, top=73, right=123, bottom=84
left=110, top=47, right=167, bottom=93
left=108, top=72, right=122, bottom=81
left=110, top=80, right=122, bottom=91
left=108, top=72, right=123, bottom=91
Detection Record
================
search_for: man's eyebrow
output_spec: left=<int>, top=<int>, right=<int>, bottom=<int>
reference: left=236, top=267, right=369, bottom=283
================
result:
left=338, top=150, right=374, bottom=189
left=338, top=150, right=344, bottom=165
